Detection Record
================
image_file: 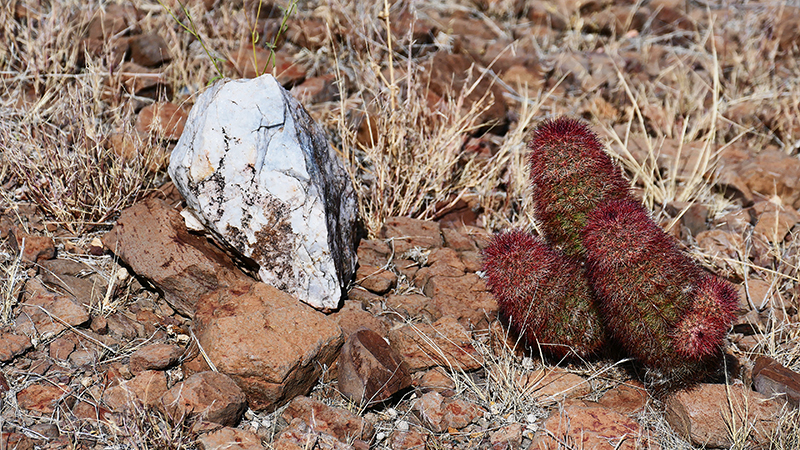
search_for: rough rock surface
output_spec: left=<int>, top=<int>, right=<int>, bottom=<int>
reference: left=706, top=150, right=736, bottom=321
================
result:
left=160, top=371, right=247, bottom=426
left=168, top=74, right=358, bottom=311
left=665, top=382, right=782, bottom=448
left=412, top=391, right=485, bottom=433
left=337, top=328, right=411, bottom=405
left=281, top=395, right=374, bottom=442
left=532, top=404, right=647, bottom=450
left=189, top=282, right=344, bottom=411
left=102, top=198, right=253, bottom=316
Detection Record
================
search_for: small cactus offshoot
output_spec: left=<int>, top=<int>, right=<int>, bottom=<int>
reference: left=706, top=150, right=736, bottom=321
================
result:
left=528, top=117, right=631, bottom=257
left=482, top=229, right=605, bottom=359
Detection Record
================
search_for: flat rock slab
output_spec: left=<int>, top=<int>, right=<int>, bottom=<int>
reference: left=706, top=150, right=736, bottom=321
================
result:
left=412, top=390, right=485, bottom=433
left=197, top=427, right=263, bottom=450
left=102, top=197, right=253, bottom=316
left=753, top=356, right=800, bottom=406
left=532, top=404, right=648, bottom=450
left=388, top=316, right=483, bottom=372
left=169, top=74, right=358, bottom=311
left=191, top=282, right=344, bottom=411
left=337, top=328, right=410, bottom=406
left=16, top=278, right=90, bottom=338
left=665, top=382, right=782, bottom=448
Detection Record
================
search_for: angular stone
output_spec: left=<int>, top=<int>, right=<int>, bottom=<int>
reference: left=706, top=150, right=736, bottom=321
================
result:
left=422, top=273, right=498, bottom=328
left=9, top=228, right=55, bottom=263
left=380, top=217, right=442, bottom=254
left=384, top=294, right=442, bottom=322
left=356, top=239, right=392, bottom=267
left=129, top=343, right=184, bottom=374
left=117, top=61, right=172, bottom=100
left=388, top=316, right=483, bottom=372
left=665, top=383, right=781, bottom=448
left=128, top=32, right=171, bottom=67
left=490, top=423, right=523, bottom=450
left=532, top=405, right=646, bottom=450
left=15, top=279, right=90, bottom=338
left=412, top=391, right=485, bottom=433
left=753, top=356, right=800, bottom=407
left=441, top=227, right=477, bottom=252
left=355, top=264, right=396, bottom=295
left=0, top=332, right=32, bottom=362
left=169, top=74, right=357, bottom=311
left=160, top=371, right=246, bottom=427
left=103, top=370, right=168, bottom=412
left=102, top=198, right=253, bottom=316
left=328, top=300, right=389, bottom=337
left=415, top=367, right=456, bottom=395
left=273, top=418, right=356, bottom=450
left=197, top=427, right=263, bottom=450
left=282, top=395, right=374, bottom=442
left=337, top=328, right=411, bottom=406
left=192, top=282, right=343, bottom=411
left=17, top=383, right=70, bottom=414
left=39, top=260, right=107, bottom=306
left=388, top=429, right=427, bottom=450
left=736, top=149, right=800, bottom=208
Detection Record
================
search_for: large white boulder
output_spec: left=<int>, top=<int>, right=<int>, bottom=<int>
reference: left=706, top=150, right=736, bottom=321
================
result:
left=168, top=75, right=358, bottom=311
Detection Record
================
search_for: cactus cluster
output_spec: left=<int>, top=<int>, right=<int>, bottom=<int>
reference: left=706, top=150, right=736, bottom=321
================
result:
left=482, top=117, right=738, bottom=390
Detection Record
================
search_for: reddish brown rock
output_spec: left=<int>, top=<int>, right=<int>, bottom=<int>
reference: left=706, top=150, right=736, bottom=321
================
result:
left=129, top=343, right=184, bottom=374
left=490, top=423, right=523, bottom=450
left=282, top=395, right=374, bottom=442
left=519, top=369, right=591, bottom=404
left=752, top=201, right=800, bottom=243
left=338, top=328, right=411, bottom=406
left=39, top=259, right=108, bottom=305
left=388, top=429, right=427, bottom=450
left=389, top=316, right=483, bottom=372
left=415, top=367, right=456, bottom=396
left=384, top=294, right=442, bottom=322
left=86, top=3, right=132, bottom=40
left=441, top=227, right=477, bottom=252
left=328, top=300, right=389, bottom=337
left=424, top=52, right=508, bottom=133
left=72, top=400, right=113, bottom=422
left=665, top=383, right=781, bottom=448
left=135, top=101, right=187, bottom=141
left=103, top=370, right=168, bottom=411
left=380, top=217, right=443, bottom=254
left=0, top=332, right=32, bottom=362
left=422, top=273, right=498, bottom=328
left=228, top=46, right=306, bottom=85
left=598, top=381, right=649, bottom=415
left=734, top=149, right=800, bottom=208
left=102, top=198, right=253, bottom=316
left=273, top=418, right=356, bottom=450
left=355, top=264, right=397, bottom=295
left=532, top=404, right=647, bottom=450
left=753, top=356, right=800, bottom=406
left=191, top=282, right=343, bottom=411
left=128, top=33, right=171, bottom=67
left=8, top=228, right=55, bottom=263
left=15, top=279, right=90, bottom=337
left=17, top=383, right=70, bottom=414
left=356, top=239, right=392, bottom=267
left=412, top=391, right=485, bottom=433
left=197, top=426, right=263, bottom=450
left=290, top=74, right=338, bottom=104
left=0, top=432, right=34, bottom=450
left=160, top=371, right=246, bottom=427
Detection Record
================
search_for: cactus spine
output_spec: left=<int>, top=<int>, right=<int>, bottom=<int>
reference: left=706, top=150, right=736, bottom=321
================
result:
left=482, top=229, right=605, bottom=358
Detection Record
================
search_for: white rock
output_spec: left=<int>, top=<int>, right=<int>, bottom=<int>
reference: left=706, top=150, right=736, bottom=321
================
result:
left=169, top=75, right=358, bottom=310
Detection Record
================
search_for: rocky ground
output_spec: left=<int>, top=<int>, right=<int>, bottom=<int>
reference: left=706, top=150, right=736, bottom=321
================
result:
left=2, top=0, right=800, bottom=449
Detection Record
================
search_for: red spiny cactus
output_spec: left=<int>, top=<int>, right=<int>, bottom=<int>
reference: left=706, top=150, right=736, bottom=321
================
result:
left=672, top=275, right=738, bottom=360
left=482, top=229, right=605, bottom=358
left=528, top=117, right=631, bottom=257
left=582, top=199, right=736, bottom=388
